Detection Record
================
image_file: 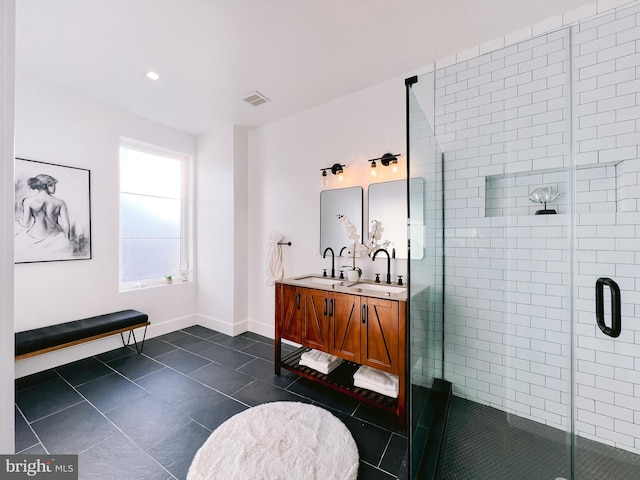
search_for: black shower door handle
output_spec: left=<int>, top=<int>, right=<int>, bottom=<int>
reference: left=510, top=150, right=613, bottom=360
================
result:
left=595, top=277, right=621, bottom=338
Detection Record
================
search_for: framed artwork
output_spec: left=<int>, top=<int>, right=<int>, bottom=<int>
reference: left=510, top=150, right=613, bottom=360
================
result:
left=14, top=158, right=92, bottom=263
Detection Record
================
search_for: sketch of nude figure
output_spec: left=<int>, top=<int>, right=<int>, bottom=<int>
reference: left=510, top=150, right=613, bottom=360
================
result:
left=16, top=174, right=71, bottom=251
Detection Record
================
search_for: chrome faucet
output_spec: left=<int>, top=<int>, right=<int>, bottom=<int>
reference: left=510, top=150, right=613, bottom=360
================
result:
left=372, top=248, right=391, bottom=284
left=323, top=247, right=335, bottom=278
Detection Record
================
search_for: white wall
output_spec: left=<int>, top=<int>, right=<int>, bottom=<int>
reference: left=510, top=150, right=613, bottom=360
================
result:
left=14, top=73, right=199, bottom=377
left=196, top=125, right=250, bottom=335
left=196, top=125, right=235, bottom=332
left=1, top=0, right=15, bottom=454
left=246, top=79, right=408, bottom=338
left=233, top=126, right=250, bottom=331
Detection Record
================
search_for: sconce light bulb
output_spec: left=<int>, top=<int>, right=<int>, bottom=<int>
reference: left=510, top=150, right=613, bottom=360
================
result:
left=392, top=164, right=398, bottom=173
left=371, top=168, right=376, bottom=177
left=338, top=172, right=344, bottom=182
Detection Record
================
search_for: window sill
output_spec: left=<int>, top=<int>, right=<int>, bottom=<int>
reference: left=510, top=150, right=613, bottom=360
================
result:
left=120, top=278, right=191, bottom=292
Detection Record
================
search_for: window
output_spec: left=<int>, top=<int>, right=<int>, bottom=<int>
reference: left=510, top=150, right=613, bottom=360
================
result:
left=119, top=141, right=190, bottom=286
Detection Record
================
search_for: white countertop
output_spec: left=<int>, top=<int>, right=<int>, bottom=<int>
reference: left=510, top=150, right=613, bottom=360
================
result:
left=278, top=274, right=408, bottom=301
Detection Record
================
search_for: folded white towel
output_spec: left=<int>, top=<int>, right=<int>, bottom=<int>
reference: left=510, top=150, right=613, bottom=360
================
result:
left=299, top=349, right=342, bottom=374
left=353, top=365, right=399, bottom=389
left=353, top=365, right=399, bottom=398
left=299, top=357, right=342, bottom=375
left=300, top=349, right=341, bottom=366
left=300, top=357, right=342, bottom=370
left=354, top=377, right=399, bottom=398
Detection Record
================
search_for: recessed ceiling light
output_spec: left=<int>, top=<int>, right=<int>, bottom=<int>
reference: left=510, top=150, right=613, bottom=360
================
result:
left=144, top=71, right=160, bottom=81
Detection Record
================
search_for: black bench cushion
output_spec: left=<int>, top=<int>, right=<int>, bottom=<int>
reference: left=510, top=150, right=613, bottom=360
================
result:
left=15, top=309, right=148, bottom=357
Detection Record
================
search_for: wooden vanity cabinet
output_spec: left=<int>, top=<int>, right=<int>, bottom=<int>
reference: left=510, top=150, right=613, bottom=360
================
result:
left=327, top=292, right=361, bottom=363
left=276, top=284, right=329, bottom=350
left=328, top=293, right=401, bottom=375
left=360, top=297, right=401, bottom=374
left=301, top=288, right=330, bottom=351
left=275, top=282, right=407, bottom=428
left=277, top=284, right=302, bottom=343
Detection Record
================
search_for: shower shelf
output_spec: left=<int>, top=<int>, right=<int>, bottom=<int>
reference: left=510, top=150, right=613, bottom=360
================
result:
left=484, top=161, right=624, bottom=217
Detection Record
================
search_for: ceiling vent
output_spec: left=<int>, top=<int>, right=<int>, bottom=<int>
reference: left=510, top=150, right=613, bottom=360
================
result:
left=243, top=91, right=270, bottom=107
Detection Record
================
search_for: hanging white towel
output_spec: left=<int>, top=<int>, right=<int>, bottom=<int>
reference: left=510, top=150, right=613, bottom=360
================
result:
left=265, top=233, right=285, bottom=286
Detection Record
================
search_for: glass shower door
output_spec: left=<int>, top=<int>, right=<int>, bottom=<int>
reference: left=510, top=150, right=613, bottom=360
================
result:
left=570, top=9, right=640, bottom=477
left=417, top=27, right=576, bottom=479
left=406, top=74, right=446, bottom=478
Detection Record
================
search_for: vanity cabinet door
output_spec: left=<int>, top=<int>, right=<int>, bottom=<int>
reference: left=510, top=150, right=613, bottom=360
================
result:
left=300, top=288, right=329, bottom=351
left=328, top=292, right=361, bottom=363
left=361, top=297, right=400, bottom=374
left=277, top=284, right=302, bottom=344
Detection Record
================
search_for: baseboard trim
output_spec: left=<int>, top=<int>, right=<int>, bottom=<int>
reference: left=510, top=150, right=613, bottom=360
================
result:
left=247, top=319, right=274, bottom=340
left=192, top=314, right=247, bottom=337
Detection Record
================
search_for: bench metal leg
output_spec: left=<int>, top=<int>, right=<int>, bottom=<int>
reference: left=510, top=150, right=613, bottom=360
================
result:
left=120, top=325, right=148, bottom=354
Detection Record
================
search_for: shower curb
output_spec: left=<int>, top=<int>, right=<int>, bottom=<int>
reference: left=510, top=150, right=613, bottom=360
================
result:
left=417, top=379, right=452, bottom=480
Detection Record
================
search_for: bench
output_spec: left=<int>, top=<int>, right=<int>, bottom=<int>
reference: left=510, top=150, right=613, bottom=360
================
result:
left=15, top=309, right=149, bottom=361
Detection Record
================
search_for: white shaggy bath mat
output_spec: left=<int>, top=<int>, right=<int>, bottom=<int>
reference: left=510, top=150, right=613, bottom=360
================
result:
left=187, top=401, right=359, bottom=480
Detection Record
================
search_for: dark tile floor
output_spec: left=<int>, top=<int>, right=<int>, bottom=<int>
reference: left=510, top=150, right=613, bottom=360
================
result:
left=15, top=326, right=406, bottom=480
left=438, top=396, right=640, bottom=480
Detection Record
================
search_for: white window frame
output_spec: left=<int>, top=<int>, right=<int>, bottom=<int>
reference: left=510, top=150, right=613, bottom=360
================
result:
left=118, top=138, right=193, bottom=290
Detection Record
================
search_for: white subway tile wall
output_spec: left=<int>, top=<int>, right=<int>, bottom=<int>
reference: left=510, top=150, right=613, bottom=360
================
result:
left=424, top=0, right=640, bottom=456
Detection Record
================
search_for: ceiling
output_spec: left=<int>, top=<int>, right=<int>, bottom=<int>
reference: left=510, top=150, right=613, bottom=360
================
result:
left=16, top=0, right=596, bottom=136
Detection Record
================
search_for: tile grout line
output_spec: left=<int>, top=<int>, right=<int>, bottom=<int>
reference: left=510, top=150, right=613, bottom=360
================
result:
left=16, top=326, right=404, bottom=479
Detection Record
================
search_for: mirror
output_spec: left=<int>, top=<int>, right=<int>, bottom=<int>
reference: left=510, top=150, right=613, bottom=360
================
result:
left=320, top=187, right=363, bottom=255
left=368, top=179, right=424, bottom=259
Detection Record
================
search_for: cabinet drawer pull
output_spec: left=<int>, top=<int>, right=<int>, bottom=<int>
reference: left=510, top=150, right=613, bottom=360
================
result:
left=329, top=299, right=334, bottom=317
left=362, top=305, right=366, bottom=324
left=295, top=293, right=300, bottom=310
left=324, top=298, right=328, bottom=316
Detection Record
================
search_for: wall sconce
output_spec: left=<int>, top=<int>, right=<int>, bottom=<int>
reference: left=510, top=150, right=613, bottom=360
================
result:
left=368, top=153, right=400, bottom=177
left=320, top=163, right=345, bottom=187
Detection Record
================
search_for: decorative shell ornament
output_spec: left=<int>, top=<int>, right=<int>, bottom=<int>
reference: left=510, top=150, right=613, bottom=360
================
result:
left=528, top=187, right=559, bottom=215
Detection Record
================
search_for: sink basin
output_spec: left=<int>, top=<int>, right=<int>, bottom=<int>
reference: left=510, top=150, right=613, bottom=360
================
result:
left=351, top=283, right=407, bottom=294
left=295, top=276, right=344, bottom=286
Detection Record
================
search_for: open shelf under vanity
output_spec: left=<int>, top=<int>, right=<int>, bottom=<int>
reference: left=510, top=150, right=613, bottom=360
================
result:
left=279, top=346, right=399, bottom=415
